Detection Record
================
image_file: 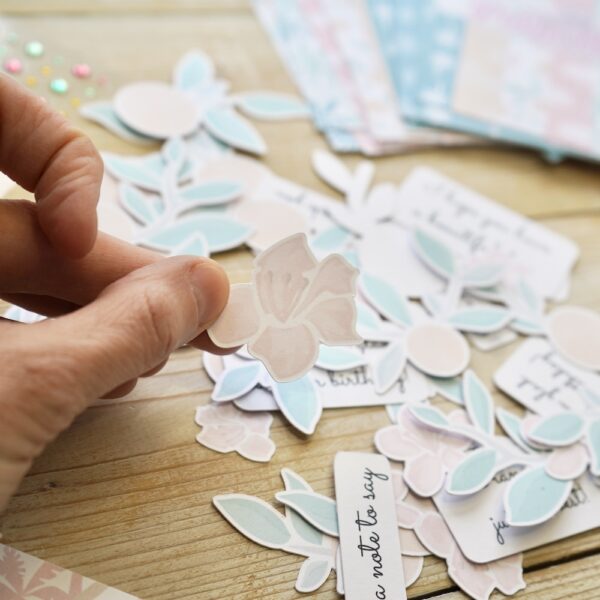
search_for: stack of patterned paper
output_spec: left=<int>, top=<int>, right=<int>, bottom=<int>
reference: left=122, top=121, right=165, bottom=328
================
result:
left=254, top=0, right=600, bottom=162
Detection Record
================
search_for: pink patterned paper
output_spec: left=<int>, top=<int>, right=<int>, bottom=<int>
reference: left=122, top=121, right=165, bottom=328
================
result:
left=0, top=544, right=138, bottom=599
left=454, top=0, right=600, bottom=156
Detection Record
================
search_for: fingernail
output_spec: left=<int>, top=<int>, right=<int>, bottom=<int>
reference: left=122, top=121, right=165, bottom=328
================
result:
left=190, top=260, right=230, bottom=327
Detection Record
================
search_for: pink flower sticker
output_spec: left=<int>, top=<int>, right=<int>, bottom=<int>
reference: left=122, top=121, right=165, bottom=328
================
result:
left=375, top=406, right=471, bottom=497
left=208, top=233, right=361, bottom=382
left=195, top=403, right=275, bottom=462
left=390, top=477, right=526, bottom=600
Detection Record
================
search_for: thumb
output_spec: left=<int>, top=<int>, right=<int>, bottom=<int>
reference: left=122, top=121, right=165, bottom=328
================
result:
left=42, top=255, right=229, bottom=401
left=0, top=256, right=228, bottom=509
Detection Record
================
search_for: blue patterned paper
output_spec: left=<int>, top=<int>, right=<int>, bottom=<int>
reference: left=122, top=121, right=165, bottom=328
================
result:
left=366, top=0, right=571, bottom=161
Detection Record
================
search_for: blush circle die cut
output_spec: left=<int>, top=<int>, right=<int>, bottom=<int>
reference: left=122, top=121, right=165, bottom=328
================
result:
left=232, top=200, right=308, bottom=252
left=405, top=322, right=470, bottom=378
left=114, top=81, right=200, bottom=139
left=546, top=306, right=600, bottom=371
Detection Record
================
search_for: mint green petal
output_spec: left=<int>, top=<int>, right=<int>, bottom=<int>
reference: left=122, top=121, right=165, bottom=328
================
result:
left=276, top=491, right=339, bottom=537
left=504, top=467, right=572, bottom=526
left=447, top=448, right=498, bottom=495
left=214, top=494, right=292, bottom=549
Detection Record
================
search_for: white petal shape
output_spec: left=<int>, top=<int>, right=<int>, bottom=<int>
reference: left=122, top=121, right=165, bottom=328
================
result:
left=312, top=149, right=353, bottom=194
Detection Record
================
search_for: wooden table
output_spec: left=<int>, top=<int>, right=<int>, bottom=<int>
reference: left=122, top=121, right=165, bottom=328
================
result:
left=1, top=2, right=600, bottom=598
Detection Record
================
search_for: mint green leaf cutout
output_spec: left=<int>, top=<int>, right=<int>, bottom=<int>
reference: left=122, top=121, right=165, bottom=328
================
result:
left=213, top=494, right=292, bottom=549
left=296, top=557, right=332, bottom=593
left=373, top=340, right=407, bottom=395
left=516, top=279, right=543, bottom=315
left=171, top=233, right=209, bottom=258
left=496, top=408, right=533, bottom=453
left=178, top=180, right=242, bottom=208
left=463, top=370, right=495, bottom=435
left=273, top=377, right=322, bottom=435
left=447, top=307, right=512, bottom=334
left=511, top=317, right=545, bottom=336
left=280, top=469, right=323, bottom=546
left=422, top=293, right=445, bottom=318
left=282, top=468, right=313, bottom=492
left=162, top=136, right=186, bottom=165
left=236, top=92, right=310, bottom=121
left=408, top=404, right=450, bottom=430
left=275, top=491, right=339, bottom=537
left=529, top=412, right=585, bottom=447
left=447, top=448, right=498, bottom=495
left=428, top=375, right=463, bottom=405
left=462, top=262, right=504, bottom=288
left=504, top=466, right=572, bottom=526
left=587, top=418, right=600, bottom=476
left=205, top=107, right=267, bottom=155
left=316, top=346, right=367, bottom=372
left=356, top=301, right=383, bottom=332
left=360, top=273, right=413, bottom=328
left=104, top=154, right=162, bottom=191
left=413, top=229, right=455, bottom=280
left=174, top=50, right=214, bottom=91
left=141, top=215, right=252, bottom=254
left=104, top=152, right=192, bottom=192
left=311, top=226, right=352, bottom=254
left=119, top=183, right=160, bottom=225
left=80, top=101, right=157, bottom=145
left=212, top=363, right=262, bottom=402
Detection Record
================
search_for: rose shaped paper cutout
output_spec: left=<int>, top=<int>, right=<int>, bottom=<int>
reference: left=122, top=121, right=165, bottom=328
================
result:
left=209, top=233, right=361, bottom=382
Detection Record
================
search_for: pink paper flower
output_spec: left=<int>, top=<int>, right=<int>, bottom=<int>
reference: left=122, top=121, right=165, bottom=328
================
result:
left=375, top=405, right=471, bottom=496
left=195, top=403, right=275, bottom=462
left=389, top=471, right=525, bottom=600
left=522, top=413, right=590, bottom=480
left=209, top=234, right=361, bottom=382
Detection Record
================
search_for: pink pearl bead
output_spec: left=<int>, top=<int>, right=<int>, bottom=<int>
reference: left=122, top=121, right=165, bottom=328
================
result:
left=4, top=58, right=22, bottom=74
left=71, top=63, right=92, bottom=79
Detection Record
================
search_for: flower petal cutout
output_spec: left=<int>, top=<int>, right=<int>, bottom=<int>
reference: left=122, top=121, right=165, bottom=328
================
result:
left=208, top=234, right=360, bottom=382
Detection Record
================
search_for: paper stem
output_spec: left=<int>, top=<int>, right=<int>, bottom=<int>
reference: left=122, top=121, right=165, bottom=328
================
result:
left=451, top=424, right=543, bottom=466
left=443, top=277, right=463, bottom=317
left=283, top=542, right=336, bottom=561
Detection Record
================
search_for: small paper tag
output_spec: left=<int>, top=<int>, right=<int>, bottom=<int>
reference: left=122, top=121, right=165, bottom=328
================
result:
left=494, top=338, right=600, bottom=415
left=334, top=451, right=406, bottom=600
left=434, top=470, right=600, bottom=563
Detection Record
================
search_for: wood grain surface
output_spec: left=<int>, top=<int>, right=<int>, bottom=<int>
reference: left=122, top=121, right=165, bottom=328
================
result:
left=1, top=2, right=599, bottom=599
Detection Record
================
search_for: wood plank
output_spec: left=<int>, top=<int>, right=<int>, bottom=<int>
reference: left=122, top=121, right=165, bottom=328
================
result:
left=433, top=552, right=600, bottom=599
left=0, top=1, right=251, bottom=15
left=1, top=3, right=600, bottom=599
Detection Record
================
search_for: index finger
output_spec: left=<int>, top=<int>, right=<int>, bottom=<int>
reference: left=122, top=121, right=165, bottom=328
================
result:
left=0, top=74, right=103, bottom=258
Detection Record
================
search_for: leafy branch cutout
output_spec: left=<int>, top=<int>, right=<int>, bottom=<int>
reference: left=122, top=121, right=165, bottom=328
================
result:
left=376, top=370, right=600, bottom=527
left=213, top=468, right=423, bottom=594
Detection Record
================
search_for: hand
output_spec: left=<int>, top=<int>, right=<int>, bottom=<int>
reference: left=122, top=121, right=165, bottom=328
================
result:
left=0, top=75, right=230, bottom=511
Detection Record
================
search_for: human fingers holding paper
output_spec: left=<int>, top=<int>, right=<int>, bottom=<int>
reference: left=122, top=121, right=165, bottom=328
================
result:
left=0, top=78, right=231, bottom=511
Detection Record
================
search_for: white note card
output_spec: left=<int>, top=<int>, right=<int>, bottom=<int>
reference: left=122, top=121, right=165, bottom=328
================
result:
left=334, top=452, right=406, bottom=600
